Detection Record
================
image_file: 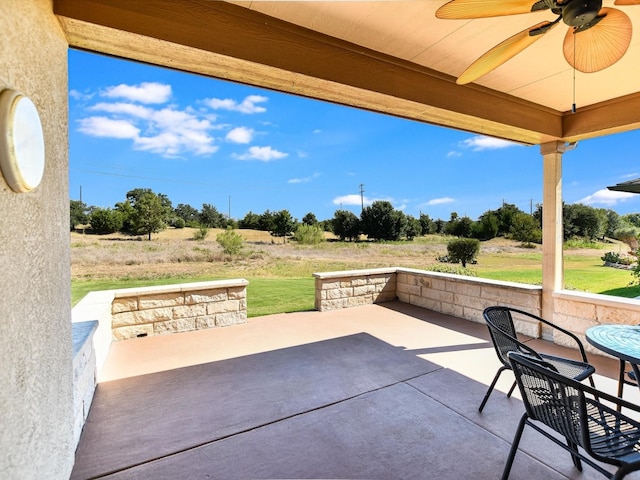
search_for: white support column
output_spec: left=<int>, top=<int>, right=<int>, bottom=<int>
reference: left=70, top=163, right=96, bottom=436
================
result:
left=540, top=141, right=566, bottom=323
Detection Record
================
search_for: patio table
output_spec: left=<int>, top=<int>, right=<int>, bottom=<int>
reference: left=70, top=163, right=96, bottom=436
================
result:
left=586, top=324, right=640, bottom=401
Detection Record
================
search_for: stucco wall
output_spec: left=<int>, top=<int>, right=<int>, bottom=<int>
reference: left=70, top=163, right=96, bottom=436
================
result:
left=0, top=1, right=73, bottom=478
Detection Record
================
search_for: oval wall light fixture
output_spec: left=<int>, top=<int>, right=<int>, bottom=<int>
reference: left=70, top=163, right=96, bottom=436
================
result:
left=0, top=89, right=45, bottom=192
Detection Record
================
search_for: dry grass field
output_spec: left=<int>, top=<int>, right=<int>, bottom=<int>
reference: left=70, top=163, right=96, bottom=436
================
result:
left=71, top=227, right=453, bottom=280
left=71, top=227, right=614, bottom=281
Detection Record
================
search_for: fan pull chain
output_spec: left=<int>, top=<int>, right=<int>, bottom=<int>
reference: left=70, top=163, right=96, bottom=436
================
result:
left=572, top=32, right=576, bottom=114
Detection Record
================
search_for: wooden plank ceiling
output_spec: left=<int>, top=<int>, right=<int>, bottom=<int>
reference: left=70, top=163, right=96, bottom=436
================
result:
left=54, top=0, right=640, bottom=145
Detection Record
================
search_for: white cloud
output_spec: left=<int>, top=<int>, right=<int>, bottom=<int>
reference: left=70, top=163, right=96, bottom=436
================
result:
left=206, top=95, right=268, bottom=114
left=577, top=189, right=635, bottom=206
left=70, top=89, right=94, bottom=101
left=234, top=146, right=288, bottom=162
left=332, top=194, right=372, bottom=206
left=78, top=117, right=140, bottom=139
left=447, top=151, right=462, bottom=158
left=622, top=172, right=640, bottom=179
left=226, top=127, right=254, bottom=144
left=102, top=82, right=172, bottom=104
left=91, top=102, right=153, bottom=119
left=426, top=197, right=455, bottom=206
left=288, top=172, right=320, bottom=184
left=313, top=129, right=322, bottom=134
left=80, top=100, right=217, bottom=157
left=460, top=135, right=518, bottom=151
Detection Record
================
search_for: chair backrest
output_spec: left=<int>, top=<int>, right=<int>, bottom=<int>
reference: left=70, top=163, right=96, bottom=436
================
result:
left=508, top=352, right=588, bottom=449
left=483, top=306, right=537, bottom=368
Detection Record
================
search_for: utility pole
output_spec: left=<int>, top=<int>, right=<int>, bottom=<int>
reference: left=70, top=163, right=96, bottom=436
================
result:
left=359, top=184, right=365, bottom=212
left=228, top=195, right=231, bottom=220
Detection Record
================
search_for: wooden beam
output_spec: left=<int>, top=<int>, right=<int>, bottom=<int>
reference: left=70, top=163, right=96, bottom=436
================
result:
left=54, top=0, right=564, bottom=144
left=562, top=92, right=640, bottom=142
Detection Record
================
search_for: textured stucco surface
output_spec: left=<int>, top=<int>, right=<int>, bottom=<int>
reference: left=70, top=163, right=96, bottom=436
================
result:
left=0, top=0, right=73, bottom=478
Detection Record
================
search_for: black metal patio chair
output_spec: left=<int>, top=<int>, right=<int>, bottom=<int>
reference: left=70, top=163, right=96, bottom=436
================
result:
left=479, top=306, right=595, bottom=412
left=503, top=351, right=640, bottom=480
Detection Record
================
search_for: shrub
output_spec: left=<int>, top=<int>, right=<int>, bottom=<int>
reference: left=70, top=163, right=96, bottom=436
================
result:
left=426, top=264, right=478, bottom=277
left=171, top=217, right=186, bottom=229
left=447, top=238, right=480, bottom=267
left=216, top=227, right=244, bottom=255
left=192, top=225, right=209, bottom=241
left=602, top=251, right=633, bottom=265
left=89, top=208, right=123, bottom=234
left=294, top=224, right=325, bottom=245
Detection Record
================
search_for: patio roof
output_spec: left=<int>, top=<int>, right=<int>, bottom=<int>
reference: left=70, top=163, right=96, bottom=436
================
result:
left=72, top=302, right=632, bottom=479
left=53, top=0, right=640, bottom=146
left=608, top=178, right=640, bottom=194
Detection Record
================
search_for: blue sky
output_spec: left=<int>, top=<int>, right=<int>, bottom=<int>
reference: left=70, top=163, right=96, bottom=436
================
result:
left=68, top=49, right=640, bottom=222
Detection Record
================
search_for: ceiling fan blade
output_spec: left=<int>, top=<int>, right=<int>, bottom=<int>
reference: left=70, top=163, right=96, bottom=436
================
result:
left=614, top=0, right=640, bottom=5
left=563, top=8, right=632, bottom=73
left=457, top=21, right=556, bottom=84
left=436, top=0, right=539, bottom=19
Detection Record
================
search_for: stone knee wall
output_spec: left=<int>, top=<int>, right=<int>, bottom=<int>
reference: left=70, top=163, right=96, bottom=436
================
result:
left=72, top=321, right=98, bottom=448
left=396, top=268, right=542, bottom=334
left=314, top=268, right=397, bottom=311
left=554, top=290, right=640, bottom=351
left=111, top=280, right=248, bottom=340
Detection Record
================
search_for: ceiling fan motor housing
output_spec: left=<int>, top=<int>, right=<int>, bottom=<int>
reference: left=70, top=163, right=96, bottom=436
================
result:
left=562, top=0, right=603, bottom=26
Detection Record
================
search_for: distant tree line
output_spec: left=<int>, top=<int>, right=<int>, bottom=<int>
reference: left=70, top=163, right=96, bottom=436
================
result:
left=70, top=189, right=640, bottom=246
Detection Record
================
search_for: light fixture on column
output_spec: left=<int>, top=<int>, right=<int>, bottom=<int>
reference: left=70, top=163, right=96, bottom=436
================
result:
left=0, top=89, right=45, bottom=193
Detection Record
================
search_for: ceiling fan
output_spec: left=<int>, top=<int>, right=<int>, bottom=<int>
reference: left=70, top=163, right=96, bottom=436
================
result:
left=436, top=0, right=636, bottom=85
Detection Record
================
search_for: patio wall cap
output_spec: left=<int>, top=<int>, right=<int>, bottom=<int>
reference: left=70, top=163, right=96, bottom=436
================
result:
left=397, top=267, right=542, bottom=290
left=72, top=290, right=116, bottom=323
left=72, top=320, right=98, bottom=358
left=313, top=267, right=398, bottom=279
left=112, top=279, right=249, bottom=298
left=555, top=289, right=640, bottom=308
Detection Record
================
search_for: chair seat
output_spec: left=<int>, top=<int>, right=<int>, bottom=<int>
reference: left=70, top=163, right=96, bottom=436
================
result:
left=586, top=399, right=640, bottom=464
left=538, top=353, right=595, bottom=381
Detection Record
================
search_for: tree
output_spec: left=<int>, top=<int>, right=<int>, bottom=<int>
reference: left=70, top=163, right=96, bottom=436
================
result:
left=302, top=212, right=318, bottom=226
left=199, top=204, right=226, bottom=228
left=405, top=216, right=422, bottom=240
left=332, top=210, right=360, bottom=241
left=122, top=188, right=172, bottom=240
left=115, top=199, right=136, bottom=234
left=70, top=200, right=89, bottom=231
left=360, top=200, right=407, bottom=241
left=174, top=203, right=199, bottom=225
left=238, top=211, right=261, bottom=230
left=600, top=208, right=621, bottom=239
left=472, top=212, right=499, bottom=240
left=419, top=213, right=435, bottom=235
left=270, top=209, right=297, bottom=243
left=510, top=213, right=541, bottom=246
left=258, top=210, right=275, bottom=232
left=89, top=207, right=123, bottom=234
left=446, top=215, right=473, bottom=238
left=493, top=203, right=525, bottom=236
left=563, top=203, right=603, bottom=240
left=447, top=238, right=480, bottom=267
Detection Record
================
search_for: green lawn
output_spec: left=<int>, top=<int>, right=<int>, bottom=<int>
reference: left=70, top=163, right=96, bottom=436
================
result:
left=71, top=276, right=315, bottom=317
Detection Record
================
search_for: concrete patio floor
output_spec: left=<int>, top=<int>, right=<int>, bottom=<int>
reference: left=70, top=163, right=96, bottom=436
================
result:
left=72, top=301, right=640, bottom=479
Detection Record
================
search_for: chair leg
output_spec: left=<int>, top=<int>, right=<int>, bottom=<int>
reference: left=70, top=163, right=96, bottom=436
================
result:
left=506, top=380, right=517, bottom=398
left=501, top=413, right=527, bottom=480
left=479, top=366, right=509, bottom=412
left=565, top=438, right=582, bottom=471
